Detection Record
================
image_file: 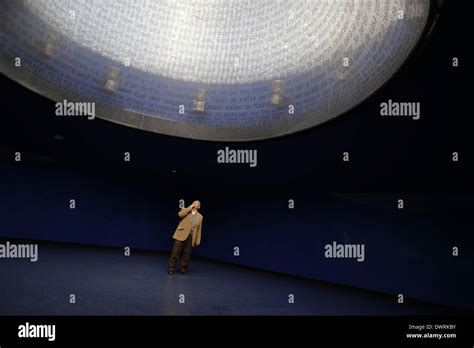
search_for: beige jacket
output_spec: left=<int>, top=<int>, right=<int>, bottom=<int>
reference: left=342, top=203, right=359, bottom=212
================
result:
left=172, top=206, right=203, bottom=247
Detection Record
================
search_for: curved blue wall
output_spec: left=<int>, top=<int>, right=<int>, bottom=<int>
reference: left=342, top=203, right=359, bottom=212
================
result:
left=1, top=162, right=472, bottom=311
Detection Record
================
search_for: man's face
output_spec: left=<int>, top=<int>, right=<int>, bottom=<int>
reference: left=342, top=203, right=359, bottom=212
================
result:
left=193, top=200, right=201, bottom=210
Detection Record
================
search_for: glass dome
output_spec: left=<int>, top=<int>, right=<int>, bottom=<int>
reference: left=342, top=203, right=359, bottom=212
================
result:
left=0, top=0, right=432, bottom=141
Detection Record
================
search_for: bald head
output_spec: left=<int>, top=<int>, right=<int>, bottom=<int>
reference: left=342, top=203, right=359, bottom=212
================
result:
left=192, top=200, right=201, bottom=210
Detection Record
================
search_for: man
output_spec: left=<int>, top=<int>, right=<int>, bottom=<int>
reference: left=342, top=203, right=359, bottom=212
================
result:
left=167, top=200, right=203, bottom=275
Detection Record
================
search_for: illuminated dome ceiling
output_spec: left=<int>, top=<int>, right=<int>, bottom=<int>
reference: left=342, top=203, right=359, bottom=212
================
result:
left=0, top=0, right=432, bottom=141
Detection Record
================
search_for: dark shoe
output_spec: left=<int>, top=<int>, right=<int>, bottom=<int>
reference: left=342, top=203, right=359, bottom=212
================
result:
left=168, top=271, right=174, bottom=275
left=178, top=269, right=189, bottom=275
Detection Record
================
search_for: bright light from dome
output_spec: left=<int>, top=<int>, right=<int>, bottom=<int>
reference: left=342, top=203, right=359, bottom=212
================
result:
left=0, top=0, right=432, bottom=141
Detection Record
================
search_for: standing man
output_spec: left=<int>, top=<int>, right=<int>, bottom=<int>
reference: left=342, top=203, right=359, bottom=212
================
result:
left=168, top=200, right=203, bottom=275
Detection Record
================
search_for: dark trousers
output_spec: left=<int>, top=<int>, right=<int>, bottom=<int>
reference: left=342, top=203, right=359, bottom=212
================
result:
left=168, top=234, right=193, bottom=272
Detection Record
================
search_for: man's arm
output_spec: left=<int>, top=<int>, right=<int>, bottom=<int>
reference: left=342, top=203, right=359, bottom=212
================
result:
left=178, top=205, right=193, bottom=218
left=195, top=217, right=203, bottom=246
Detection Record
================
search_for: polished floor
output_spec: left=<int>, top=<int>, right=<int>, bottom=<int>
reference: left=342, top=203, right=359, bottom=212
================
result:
left=0, top=242, right=463, bottom=315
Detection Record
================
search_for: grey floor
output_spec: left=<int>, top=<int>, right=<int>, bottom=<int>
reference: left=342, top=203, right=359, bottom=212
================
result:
left=0, top=243, right=462, bottom=315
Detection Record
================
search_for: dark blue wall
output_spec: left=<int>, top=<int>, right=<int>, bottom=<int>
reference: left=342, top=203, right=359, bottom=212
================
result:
left=1, top=162, right=472, bottom=311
